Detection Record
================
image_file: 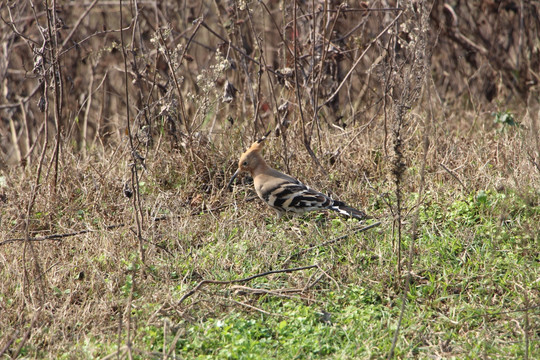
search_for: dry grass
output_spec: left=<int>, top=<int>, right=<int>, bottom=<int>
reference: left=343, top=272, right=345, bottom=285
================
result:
left=1, top=1, right=539, bottom=359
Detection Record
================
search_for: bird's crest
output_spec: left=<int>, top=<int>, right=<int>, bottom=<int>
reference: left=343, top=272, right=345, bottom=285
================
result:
left=247, top=130, right=271, bottom=153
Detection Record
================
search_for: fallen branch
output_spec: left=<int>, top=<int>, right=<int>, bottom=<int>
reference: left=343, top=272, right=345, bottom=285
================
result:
left=283, top=221, right=382, bottom=265
left=177, top=264, right=318, bottom=305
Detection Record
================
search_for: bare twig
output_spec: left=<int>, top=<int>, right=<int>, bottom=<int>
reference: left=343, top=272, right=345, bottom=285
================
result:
left=20, top=0, right=50, bottom=311
left=177, top=264, right=318, bottom=305
left=8, top=117, right=22, bottom=163
left=60, top=0, right=100, bottom=51
left=283, top=221, right=382, bottom=265
left=388, top=2, right=431, bottom=356
left=527, top=152, right=540, bottom=173
left=119, top=0, right=145, bottom=263
left=0, top=84, right=41, bottom=110
left=221, top=297, right=282, bottom=316
left=11, top=312, right=39, bottom=358
left=293, top=1, right=326, bottom=174
left=231, top=285, right=319, bottom=303
left=116, top=306, right=123, bottom=360
left=200, top=20, right=279, bottom=77
left=319, top=10, right=403, bottom=109
left=389, top=128, right=428, bottom=360
left=125, top=273, right=134, bottom=360
left=82, top=67, right=95, bottom=156
left=163, top=324, right=185, bottom=360
left=363, top=172, right=394, bottom=215
left=58, top=26, right=133, bottom=57
left=518, top=284, right=530, bottom=360
left=246, top=2, right=283, bottom=132
left=0, top=330, right=18, bottom=357
left=311, top=2, right=344, bottom=150
left=442, top=4, right=489, bottom=56
left=157, top=27, right=195, bottom=164
left=461, top=303, right=540, bottom=320
left=440, top=162, right=467, bottom=190
left=45, top=0, right=64, bottom=195
left=1, top=224, right=123, bottom=246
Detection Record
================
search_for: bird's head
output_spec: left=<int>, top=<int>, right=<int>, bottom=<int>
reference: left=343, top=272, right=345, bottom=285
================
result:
left=228, top=131, right=270, bottom=189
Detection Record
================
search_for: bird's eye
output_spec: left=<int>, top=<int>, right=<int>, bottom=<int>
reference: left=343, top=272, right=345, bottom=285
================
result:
left=242, top=161, right=248, bottom=166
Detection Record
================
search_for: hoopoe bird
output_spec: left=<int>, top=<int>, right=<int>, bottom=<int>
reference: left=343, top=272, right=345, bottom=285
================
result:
left=228, top=133, right=367, bottom=220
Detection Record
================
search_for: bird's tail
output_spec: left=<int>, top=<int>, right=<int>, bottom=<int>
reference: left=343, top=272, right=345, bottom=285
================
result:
left=330, top=201, right=368, bottom=220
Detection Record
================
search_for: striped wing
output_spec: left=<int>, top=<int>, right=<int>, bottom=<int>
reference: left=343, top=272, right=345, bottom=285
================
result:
left=262, top=181, right=332, bottom=214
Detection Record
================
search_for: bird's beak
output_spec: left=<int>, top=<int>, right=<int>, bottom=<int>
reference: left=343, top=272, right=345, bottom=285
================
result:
left=227, top=168, right=240, bottom=191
